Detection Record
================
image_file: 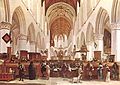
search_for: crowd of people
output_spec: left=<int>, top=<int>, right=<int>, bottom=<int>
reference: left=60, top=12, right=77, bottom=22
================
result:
left=17, top=61, right=119, bottom=82
left=81, top=62, right=119, bottom=82
left=17, top=61, right=51, bottom=81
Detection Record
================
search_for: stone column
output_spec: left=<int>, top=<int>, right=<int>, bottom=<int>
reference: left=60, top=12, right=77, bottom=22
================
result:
left=73, top=35, right=76, bottom=46
left=111, top=23, right=120, bottom=62
left=45, top=20, right=47, bottom=36
left=35, top=42, right=41, bottom=53
left=36, top=47, right=40, bottom=53
left=41, top=1, right=45, bottom=33
left=77, top=1, right=81, bottom=29
left=0, top=22, right=11, bottom=53
left=94, top=34, right=104, bottom=59
left=18, top=34, right=27, bottom=59
left=19, top=34, right=27, bottom=51
left=87, top=41, right=94, bottom=61
left=30, top=41, right=36, bottom=52
left=95, top=34, right=103, bottom=51
left=45, top=36, right=50, bottom=60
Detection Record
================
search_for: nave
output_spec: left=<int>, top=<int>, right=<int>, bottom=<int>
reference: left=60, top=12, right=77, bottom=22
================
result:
left=0, top=0, right=120, bottom=84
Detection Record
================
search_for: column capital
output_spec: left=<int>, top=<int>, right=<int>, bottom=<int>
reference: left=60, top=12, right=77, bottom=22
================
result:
left=94, top=34, right=103, bottom=40
left=30, top=41, right=36, bottom=44
left=0, top=22, right=12, bottom=29
left=19, top=34, right=27, bottom=40
left=111, top=23, right=120, bottom=29
left=86, top=41, right=93, bottom=45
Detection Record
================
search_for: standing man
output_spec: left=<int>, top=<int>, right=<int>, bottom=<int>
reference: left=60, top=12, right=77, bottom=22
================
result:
left=41, top=61, right=46, bottom=77
left=97, top=63, right=103, bottom=80
left=18, top=62, right=25, bottom=81
left=105, top=65, right=110, bottom=82
left=78, top=65, right=83, bottom=82
left=28, top=61, right=36, bottom=80
left=112, top=62, right=119, bottom=80
left=46, top=63, right=50, bottom=80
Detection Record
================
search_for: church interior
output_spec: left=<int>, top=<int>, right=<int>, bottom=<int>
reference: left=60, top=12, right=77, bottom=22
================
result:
left=0, top=0, right=120, bottom=85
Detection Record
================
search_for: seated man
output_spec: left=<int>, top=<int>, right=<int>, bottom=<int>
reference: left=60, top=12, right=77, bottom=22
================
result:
left=10, top=56, right=15, bottom=63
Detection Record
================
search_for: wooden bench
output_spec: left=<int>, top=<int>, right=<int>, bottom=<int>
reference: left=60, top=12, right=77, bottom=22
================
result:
left=0, top=73, right=14, bottom=81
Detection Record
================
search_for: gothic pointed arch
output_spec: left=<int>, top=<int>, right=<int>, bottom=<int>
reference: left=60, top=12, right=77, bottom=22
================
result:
left=96, top=7, right=111, bottom=54
left=11, top=6, right=26, bottom=54
left=95, top=7, right=110, bottom=35
left=11, top=8, right=20, bottom=54
left=12, top=8, right=20, bottom=38
left=12, top=6, right=26, bottom=34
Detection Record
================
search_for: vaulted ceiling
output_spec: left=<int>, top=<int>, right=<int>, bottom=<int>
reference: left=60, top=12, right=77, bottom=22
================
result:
left=50, top=17, right=71, bottom=38
left=44, top=0, right=78, bottom=46
left=45, top=0, right=77, bottom=14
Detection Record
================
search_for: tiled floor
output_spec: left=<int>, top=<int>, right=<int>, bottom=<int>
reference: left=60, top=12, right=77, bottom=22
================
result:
left=0, top=78, right=120, bottom=85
